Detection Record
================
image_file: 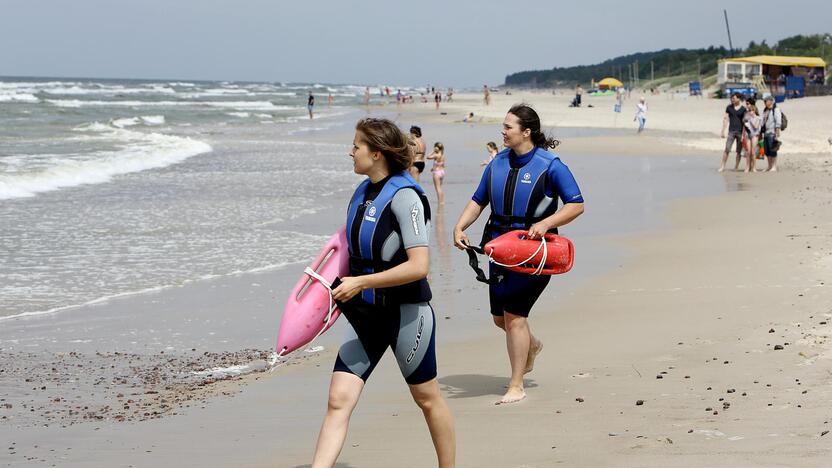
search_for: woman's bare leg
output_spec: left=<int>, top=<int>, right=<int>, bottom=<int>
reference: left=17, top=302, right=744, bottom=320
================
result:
left=312, top=372, right=364, bottom=468
left=409, top=379, right=456, bottom=468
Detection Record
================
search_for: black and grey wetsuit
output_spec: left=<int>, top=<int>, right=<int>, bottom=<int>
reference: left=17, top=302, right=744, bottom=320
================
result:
left=333, top=172, right=437, bottom=385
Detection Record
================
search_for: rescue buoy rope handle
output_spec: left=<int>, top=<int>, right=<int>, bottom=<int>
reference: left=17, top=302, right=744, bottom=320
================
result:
left=485, top=234, right=549, bottom=275
left=268, top=267, right=338, bottom=372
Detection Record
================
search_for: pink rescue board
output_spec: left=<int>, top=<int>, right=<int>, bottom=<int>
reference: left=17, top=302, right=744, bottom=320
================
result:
left=275, top=226, right=350, bottom=356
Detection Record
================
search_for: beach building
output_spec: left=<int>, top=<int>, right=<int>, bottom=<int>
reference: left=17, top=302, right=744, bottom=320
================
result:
left=717, top=55, right=828, bottom=98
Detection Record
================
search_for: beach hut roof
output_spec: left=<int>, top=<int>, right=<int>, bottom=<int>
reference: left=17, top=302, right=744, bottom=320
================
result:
left=719, top=55, right=826, bottom=67
left=598, top=77, right=624, bottom=87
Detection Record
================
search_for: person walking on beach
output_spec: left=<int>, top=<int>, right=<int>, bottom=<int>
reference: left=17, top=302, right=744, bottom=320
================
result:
left=480, top=141, right=499, bottom=167
left=575, top=84, right=583, bottom=107
left=761, top=95, right=783, bottom=172
left=363, top=87, right=370, bottom=106
left=312, top=118, right=455, bottom=468
left=307, top=92, right=315, bottom=119
left=720, top=92, right=747, bottom=172
left=483, top=85, right=491, bottom=105
left=742, top=99, right=762, bottom=172
left=634, top=96, right=647, bottom=133
left=427, top=142, right=446, bottom=206
left=409, top=125, right=427, bottom=183
left=452, top=105, right=584, bottom=405
left=434, top=91, right=441, bottom=110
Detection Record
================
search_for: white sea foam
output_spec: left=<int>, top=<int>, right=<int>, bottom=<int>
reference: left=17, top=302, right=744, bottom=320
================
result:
left=0, top=127, right=211, bottom=200
left=0, top=92, right=39, bottom=103
left=227, top=112, right=251, bottom=118
left=111, top=115, right=166, bottom=128
left=46, top=99, right=298, bottom=111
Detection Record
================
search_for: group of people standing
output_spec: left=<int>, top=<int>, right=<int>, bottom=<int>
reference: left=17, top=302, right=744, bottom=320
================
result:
left=721, top=92, right=783, bottom=172
left=309, top=105, right=584, bottom=467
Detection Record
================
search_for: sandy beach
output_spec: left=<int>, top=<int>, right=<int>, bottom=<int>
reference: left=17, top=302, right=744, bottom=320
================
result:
left=3, top=91, right=832, bottom=467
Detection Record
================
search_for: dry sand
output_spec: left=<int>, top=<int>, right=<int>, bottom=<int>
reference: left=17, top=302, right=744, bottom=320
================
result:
left=3, top=94, right=832, bottom=467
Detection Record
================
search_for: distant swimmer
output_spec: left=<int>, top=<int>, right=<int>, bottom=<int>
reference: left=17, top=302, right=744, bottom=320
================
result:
left=480, top=141, right=498, bottom=167
left=453, top=104, right=584, bottom=405
left=427, top=142, right=446, bottom=206
left=327, top=93, right=333, bottom=107
left=409, top=125, right=427, bottom=183
left=311, top=118, right=455, bottom=468
left=307, top=92, right=315, bottom=119
left=363, top=86, right=370, bottom=106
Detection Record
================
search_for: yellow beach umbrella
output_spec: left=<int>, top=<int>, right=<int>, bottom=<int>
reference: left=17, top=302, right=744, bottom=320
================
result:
left=598, top=77, right=623, bottom=88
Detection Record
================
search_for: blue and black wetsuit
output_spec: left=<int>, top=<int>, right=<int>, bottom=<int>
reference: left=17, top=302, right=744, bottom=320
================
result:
left=333, top=172, right=438, bottom=385
left=472, top=147, right=583, bottom=317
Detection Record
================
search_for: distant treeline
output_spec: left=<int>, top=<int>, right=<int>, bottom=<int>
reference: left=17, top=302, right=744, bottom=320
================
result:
left=505, top=34, right=831, bottom=87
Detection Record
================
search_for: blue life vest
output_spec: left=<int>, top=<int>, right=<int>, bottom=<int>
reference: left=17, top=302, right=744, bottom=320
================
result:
left=483, top=147, right=559, bottom=243
left=346, top=172, right=432, bottom=305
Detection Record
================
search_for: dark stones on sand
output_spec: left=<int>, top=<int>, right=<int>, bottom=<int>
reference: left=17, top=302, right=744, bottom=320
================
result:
left=688, top=429, right=694, bottom=433
left=727, top=388, right=735, bottom=393
left=656, top=374, right=663, bottom=379
left=774, top=345, right=784, bottom=350
left=636, top=400, right=644, bottom=406
left=575, top=397, right=584, bottom=403
left=769, top=328, right=775, bottom=333
left=822, top=430, right=829, bottom=437
left=705, top=407, right=713, bottom=411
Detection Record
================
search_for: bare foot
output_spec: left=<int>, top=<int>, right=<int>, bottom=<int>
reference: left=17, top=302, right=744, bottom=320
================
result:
left=718, top=167, right=725, bottom=172
left=496, top=385, right=526, bottom=405
left=524, top=340, right=543, bottom=374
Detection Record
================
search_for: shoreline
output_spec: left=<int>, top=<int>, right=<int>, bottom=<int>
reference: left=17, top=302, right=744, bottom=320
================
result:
left=3, top=98, right=832, bottom=466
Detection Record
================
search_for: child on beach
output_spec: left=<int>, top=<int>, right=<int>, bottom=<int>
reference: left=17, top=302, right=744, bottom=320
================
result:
left=481, top=141, right=498, bottom=166
left=452, top=105, right=584, bottom=405
left=634, top=97, right=647, bottom=133
left=427, top=142, right=446, bottom=205
left=312, top=118, right=455, bottom=467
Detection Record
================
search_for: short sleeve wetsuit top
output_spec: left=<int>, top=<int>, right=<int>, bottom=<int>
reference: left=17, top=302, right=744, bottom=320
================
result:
left=471, top=147, right=583, bottom=318
left=334, top=177, right=438, bottom=385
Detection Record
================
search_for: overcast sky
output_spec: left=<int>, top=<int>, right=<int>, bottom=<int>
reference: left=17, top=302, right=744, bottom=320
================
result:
left=1, top=0, right=829, bottom=87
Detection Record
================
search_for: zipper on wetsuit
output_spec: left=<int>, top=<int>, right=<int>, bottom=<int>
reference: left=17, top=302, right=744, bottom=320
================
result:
left=503, top=167, right=519, bottom=222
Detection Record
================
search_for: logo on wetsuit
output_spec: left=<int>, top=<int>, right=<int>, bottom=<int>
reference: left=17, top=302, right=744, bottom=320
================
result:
left=364, top=205, right=377, bottom=222
left=410, top=204, right=420, bottom=236
left=405, top=315, right=425, bottom=363
left=521, top=172, right=532, bottom=184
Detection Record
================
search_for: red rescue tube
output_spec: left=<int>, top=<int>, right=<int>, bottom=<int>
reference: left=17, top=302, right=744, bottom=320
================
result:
left=483, top=230, right=574, bottom=275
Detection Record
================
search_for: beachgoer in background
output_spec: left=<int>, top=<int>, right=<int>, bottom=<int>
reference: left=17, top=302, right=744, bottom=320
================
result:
left=463, top=112, right=475, bottom=123
left=396, top=89, right=402, bottom=106
left=434, top=92, right=441, bottom=110
left=742, top=98, right=762, bottom=172
left=447, top=88, right=453, bottom=102
left=634, top=97, right=647, bottom=133
left=761, top=95, right=782, bottom=172
left=312, top=118, right=455, bottom=468
left=427, top=142, right=446, bottom=206
left=327, top=93, right=333, bottom=107
left=409, top=125, right=427, bottom=183
left=720, top=92, right=747, bottom=172
left=480, top=141, right=499, bottom=167
left=307, top=92, right=315, bottom=119
left=575, top=84, right=583, bottom=107
left=453, top=104, right=584, bottom=405
left=614, top=87, right=623, bottom=113
left=483, top=85, right=491, bottom=105
left=364, top=87, right=370, bottom=106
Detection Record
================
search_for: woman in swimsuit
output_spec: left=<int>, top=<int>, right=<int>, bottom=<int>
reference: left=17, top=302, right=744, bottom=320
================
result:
left=427, top=142, right=446, bottom=206
left=409, top=126, right=427, bottom=183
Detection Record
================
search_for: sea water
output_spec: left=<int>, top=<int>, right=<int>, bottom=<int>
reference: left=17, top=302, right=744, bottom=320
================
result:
left=0, top=77, right=398, bottom=320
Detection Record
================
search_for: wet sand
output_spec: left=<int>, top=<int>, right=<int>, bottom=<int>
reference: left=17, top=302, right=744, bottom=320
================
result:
left=3, top=101, right=832, bottom=466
